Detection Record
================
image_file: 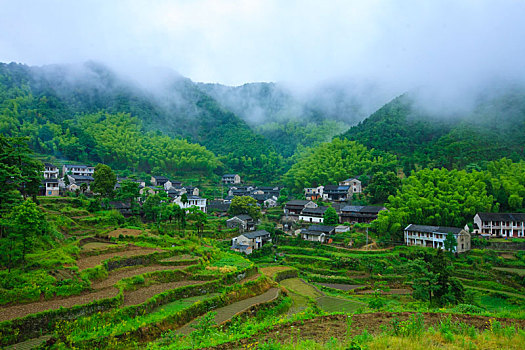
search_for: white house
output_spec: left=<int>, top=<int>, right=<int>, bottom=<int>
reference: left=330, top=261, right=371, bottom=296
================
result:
left=173, top=195, right=207, bottom=213
left=62, top=164, right=94, bottom=177
left=304, top=186, right=324, bottom=200
left=44, top=163, right=59, bottom=179
left=301, top=225, right=335, bottom=243
left=299, top=206, right=329, bottom=224
left=473, top=213, right=525, bottom=238
left=231, top=230, right=272, bottom=254
left=404, top=224, right=471, bottom=253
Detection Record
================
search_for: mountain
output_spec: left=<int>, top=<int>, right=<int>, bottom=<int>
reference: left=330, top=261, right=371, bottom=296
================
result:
left=340, top=85, right=525, bottom=172
left=198, top=80, right=394, bottom=157
left=0, top=62, right=283, bottom=180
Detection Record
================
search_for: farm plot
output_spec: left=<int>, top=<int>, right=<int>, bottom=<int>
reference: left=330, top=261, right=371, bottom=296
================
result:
left=494, top=267, right=525, bottom=276
left=280, top=278, right=323, bottom=298
left=106, top=228, right=149, bottom=238
left=318, top=283, right=365, bottom=291
left=92, top=265, right=187, bottom=289
left=76, top=245, right=164, bottom=270
left=259, top=266, right=296, bottom=279
left=122, top=280, right=206, bottom=307
left=81, top=242, right=119, bottom=253
left=358, top=288, right=411, bottom=295
left=316, top=296, right=366, bottom=313
left=176, top=288, right=280, bottom=334
left=0, top=287, right=119, bottom=322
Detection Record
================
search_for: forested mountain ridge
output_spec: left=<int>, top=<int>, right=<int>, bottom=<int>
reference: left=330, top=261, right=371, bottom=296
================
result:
left=198, top=80, right=392, bottom=157
left=340, top=86, right=525, bottom=172
left=0, top=62, right=285, bottom=179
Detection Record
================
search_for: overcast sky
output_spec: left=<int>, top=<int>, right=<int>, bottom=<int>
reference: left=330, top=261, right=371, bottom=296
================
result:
left=1, top=0, right=524, bottom=88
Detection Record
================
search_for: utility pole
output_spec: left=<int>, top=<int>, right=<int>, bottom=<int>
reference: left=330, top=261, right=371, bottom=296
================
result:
left=366, top=226, right=369, bottom=250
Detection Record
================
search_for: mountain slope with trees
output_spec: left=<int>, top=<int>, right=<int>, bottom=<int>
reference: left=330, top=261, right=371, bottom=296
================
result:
left=341, top=86, right=525, bottom=172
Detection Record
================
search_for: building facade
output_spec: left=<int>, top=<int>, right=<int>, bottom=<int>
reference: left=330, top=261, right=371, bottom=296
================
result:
left=473, top=213, right=525, bottom=238
left=404, top=224, right=471, bottom=253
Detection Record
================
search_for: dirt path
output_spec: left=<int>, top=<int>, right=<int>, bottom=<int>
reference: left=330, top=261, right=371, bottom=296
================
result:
left=77, top=245, right=164, bottom=270
left=176, top=288, right=280, bottom=334
left=0, top=287, right=119, bottom=322
left=92, top=265, right=186, bottom=289
left=122, top=280, right=206, bottom=307
left=209, top=312, right=525, bottom=349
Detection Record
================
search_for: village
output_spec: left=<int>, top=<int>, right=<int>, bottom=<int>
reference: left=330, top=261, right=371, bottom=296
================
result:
left=40, top=162, right=525, bottom=257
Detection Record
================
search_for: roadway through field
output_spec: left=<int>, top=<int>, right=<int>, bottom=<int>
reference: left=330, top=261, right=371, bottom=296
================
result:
left=176, top=288, right=280, bottom=335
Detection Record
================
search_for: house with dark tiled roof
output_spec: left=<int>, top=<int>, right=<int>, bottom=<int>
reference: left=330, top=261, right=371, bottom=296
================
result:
left=150, top=176, right=170, bottom=187
left=340, top=205, right=386, bottom=223
left=322, top=185, right=352, bottom=201
left=222, top=174, right=241, bottom=184
left=284, top=200, right=317, bottom=215
left=227, top=214, right=255, bottom=232
left=473, top=213, right=525, bottom=238
left=339, top=178, right=362, bottom=193
left=231, top=230, right=272, bottom=254
left=63, top=164, right=94, bottom=177
left=404, top=224, right=471, bottom=253
left=299, top=206, right=330, bottom=224
left=301, top=225, right=336, bottom=243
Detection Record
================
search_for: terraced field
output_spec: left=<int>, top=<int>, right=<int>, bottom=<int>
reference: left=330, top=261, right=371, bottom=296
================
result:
left=92, top=265, right=185, bottom=289
left=176, top=288, right=281, bottom=334
left=0, top=287, right=120, bottom=322
left=77, top=245, right=165, bottom=270
left=122, top=280, right=206, bottom=307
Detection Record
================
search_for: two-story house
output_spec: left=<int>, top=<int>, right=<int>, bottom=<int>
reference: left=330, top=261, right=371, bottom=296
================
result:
left=322, top=185, right=351, bottom=201
left=173, top=195, right=207, bottom=213
left=340, top=205, right=386, bottom=223
left=284, top=200, right=317, bottom=216
left=151, top=176, right=170, bottom=188
left=404, top=224, right=471, bottom=253
left=299, top=206, right=330, bottom=223
left=304, top=186, right=324, bottom=201
left=222, top=174, right=241, bottom=184
left=226, top=214, right=256, bottom=232
left=63, top=164, right=94, bottom=177
left=473, top=213, right=525, bottom=238
left=339, top=178, right=362, bottom=193
left=44, top=163, right=59, bottom=179
left=231, top=230, right=272, bottom=254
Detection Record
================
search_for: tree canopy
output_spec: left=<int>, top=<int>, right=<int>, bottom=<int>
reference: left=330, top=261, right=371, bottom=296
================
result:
left=283, top=138, right=398, bottom=193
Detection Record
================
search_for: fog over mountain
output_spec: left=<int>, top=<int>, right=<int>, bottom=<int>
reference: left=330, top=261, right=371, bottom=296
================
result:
left=1, top=1, right=524, bottom=120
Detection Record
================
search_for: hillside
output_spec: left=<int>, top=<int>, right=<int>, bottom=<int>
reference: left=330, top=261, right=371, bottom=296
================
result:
left=0, top=62, right=282, bottom=179
left=198, top=80, right=392, bottom=157
left=341, top=86, right=525, bottom=172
